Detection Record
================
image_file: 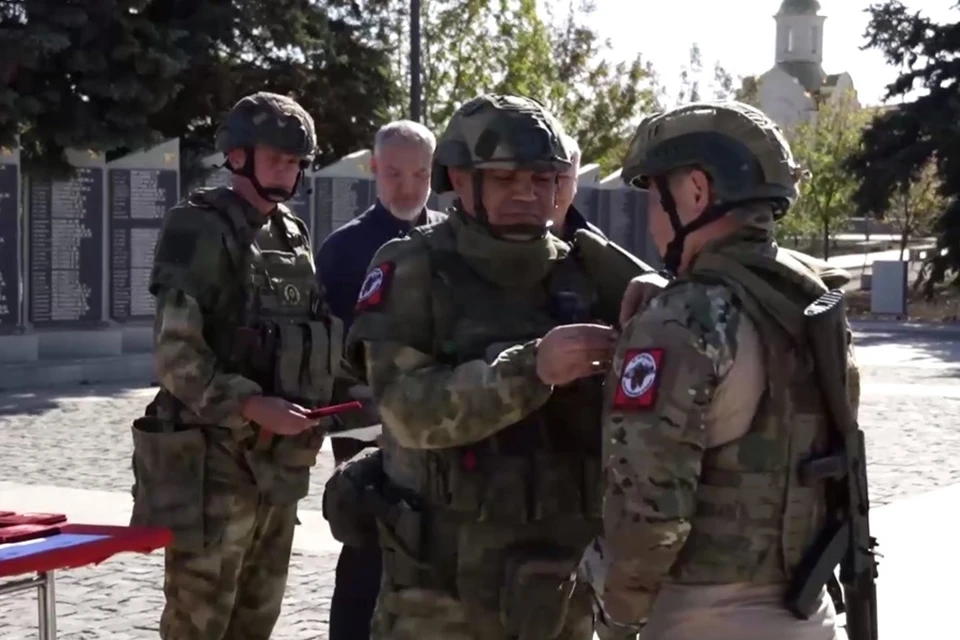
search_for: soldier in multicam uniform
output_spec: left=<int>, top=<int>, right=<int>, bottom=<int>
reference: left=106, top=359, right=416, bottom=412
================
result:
left=339, top=94, right=653, bottom=640
left=578, top=101, right=857, bottom=640
left=129, top=92, right=354, bottom=640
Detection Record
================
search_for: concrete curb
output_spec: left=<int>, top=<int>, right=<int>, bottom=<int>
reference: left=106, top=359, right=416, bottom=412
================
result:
left=0, top=353, right=156, bottom=392
left=852, top=319, right=960, bottom=336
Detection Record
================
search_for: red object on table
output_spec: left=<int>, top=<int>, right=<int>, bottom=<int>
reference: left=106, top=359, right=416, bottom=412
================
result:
left=0, top=525, right=62, bottom=544
left=0, top=522, right=172, bottom=579
left=0, top=513, right=68, bottom=526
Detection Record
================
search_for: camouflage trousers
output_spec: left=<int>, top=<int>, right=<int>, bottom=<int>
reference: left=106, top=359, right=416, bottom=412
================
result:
left=157, top=437, right=298, bottom=640
left=371, top=576, right=596, bottom=640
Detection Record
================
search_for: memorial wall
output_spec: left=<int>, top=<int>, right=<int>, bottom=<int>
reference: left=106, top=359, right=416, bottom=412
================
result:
left=2, top=140, right=654, bottom=340
left=0, top=146, right=19, bottom=332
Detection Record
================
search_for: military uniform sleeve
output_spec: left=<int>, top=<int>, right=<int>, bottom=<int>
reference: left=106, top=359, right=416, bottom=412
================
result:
left=598, top=282, right=741, bottom=625
left=346, top=235, right=552, bottom=450
left=151, top=205, right=262, bottom=427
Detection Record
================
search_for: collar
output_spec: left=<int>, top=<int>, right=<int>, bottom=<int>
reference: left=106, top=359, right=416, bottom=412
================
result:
left=371, top=198, right=431, bottom=228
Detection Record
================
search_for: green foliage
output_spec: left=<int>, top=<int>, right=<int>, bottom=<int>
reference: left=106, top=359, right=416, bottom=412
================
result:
left=786, top=90, right=871, bottom=258
left=0, top=0, right=398, bottom=181
left=377, top=0, right=657, bottom=175
left=885, top=158, right=945, bottom=259
left=1, top=1, right=189, bottom=176
left=848, top=1, right=960, bottom=291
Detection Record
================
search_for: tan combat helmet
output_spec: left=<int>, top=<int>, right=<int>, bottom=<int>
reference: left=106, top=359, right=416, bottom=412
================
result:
left=215, top=92, right=317, bottom=202
left=431, top=93, right=572, bottom=193
left=431, top=94, right=572, bottom=238
left=621, top=101, right=805, bottom=272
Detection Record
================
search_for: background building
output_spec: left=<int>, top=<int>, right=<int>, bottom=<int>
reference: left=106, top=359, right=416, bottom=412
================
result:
left=757, top=0, right=859, bottom=128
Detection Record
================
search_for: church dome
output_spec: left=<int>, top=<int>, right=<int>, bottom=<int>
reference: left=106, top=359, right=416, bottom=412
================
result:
left=777, top=0, right=821, bottom=15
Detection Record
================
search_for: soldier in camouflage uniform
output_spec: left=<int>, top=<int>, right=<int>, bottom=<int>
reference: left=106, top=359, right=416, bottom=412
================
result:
left=341, top=94, right=654, bottom=640
left=130, top=92, right=353, bottom=640
left=578, top=101, right=857, bottom=640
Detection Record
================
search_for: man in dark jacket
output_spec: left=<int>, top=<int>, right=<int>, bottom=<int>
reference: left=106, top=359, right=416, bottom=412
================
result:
left=553, top=133, right=606, bottom=242
left=315, top=119, right=445, bottom=640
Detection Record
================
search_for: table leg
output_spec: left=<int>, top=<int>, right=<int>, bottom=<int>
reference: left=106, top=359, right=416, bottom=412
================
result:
left=37, top=571, right=56, bottom=640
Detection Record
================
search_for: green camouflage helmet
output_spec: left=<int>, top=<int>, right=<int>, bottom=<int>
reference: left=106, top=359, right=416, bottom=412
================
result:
left=432, top=93, right=572, bottom=193
left=215, top=92, right=317, bottom=160
left=621, top=101, right=804, bottom=215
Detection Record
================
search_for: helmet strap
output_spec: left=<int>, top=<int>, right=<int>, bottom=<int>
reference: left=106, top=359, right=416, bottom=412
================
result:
left=469, top=170, right=549, bottom=242
left=226, top=146, right=302, bottom=203
left=656, top=176, right=733, bottom=276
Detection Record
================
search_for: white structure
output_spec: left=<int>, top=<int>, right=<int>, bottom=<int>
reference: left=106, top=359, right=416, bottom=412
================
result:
left=756, top=0, right=858, bottom=129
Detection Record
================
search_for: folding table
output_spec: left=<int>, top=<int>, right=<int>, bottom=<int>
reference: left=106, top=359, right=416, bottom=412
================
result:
left=0, top=513, right=170, bottom=640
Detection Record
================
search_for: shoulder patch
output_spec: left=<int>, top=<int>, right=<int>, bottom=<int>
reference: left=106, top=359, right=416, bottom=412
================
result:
left=356, top=262, right=395, bottom=312
left=613, top=348, right=664, bottom=411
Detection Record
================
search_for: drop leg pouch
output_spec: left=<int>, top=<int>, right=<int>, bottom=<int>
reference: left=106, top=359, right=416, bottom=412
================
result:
left=129, top=417, right=206, bottom=552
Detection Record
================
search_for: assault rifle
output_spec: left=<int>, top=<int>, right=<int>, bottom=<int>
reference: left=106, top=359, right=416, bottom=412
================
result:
left=785, top=289, right=879, bottom=640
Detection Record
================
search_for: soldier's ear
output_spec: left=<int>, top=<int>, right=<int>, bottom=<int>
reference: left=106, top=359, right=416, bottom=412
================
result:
left=226, top=148, right=246, bottom=171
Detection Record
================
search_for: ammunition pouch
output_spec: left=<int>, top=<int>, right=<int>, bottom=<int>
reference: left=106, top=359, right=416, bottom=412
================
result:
left=234, top=317, right=343, bottom=404
left=455, top=521, right=584, bottom=639
left=437, top=452, right=603, bottom=524
left=499, top=545, right=579, bottom=639
left=129, top=415, right=207, bottom=552
left=322, top=447, right=385, bottom=548
left=235, top=315, right=344, bottom=467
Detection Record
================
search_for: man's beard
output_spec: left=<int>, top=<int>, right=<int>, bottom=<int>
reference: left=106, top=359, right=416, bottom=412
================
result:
left=388, top=199, right=426, bottom=221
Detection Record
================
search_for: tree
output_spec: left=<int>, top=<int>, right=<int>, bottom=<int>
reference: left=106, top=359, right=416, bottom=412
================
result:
left=1, top=1, right=189, bottom=176
left=1, top=1, right=398, bottom=180
left=667, top=43, right=744, bottom=106
left=141, top=0, right=399, bottom=184
left=375, top=0, right=657, bottom=174
left=847, top=1, right=960, bottom=291
left=885, top=158, right=945, bottom=260
left=735, top=75, right=762, bottom=108
left=786, top=89, right=871, bottom=259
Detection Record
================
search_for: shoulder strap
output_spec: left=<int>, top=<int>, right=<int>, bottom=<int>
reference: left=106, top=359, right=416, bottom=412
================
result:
left=688, top=248, right=823, bottom=344
left=187, top=187, right=258, bottom=275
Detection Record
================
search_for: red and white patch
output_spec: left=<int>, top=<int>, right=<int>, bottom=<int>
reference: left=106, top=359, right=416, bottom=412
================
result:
left=612, top=348, right=664, bottom=411
left=355, top=262, right=394, bottom=311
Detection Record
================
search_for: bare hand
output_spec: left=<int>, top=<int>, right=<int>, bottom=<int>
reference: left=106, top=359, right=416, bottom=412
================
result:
left=536, top=324, right=619, bottom=386
left=618, top=273, right=669, bottom=328
left=240, top=395, right=320, bottom=436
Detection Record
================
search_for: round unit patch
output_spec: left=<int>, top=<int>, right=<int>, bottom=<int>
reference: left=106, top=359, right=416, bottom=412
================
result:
left=621, top=351, right=658, bottom=398
left=358, top=267, right=385, bottom=302
left=283, top=283, right=301, bottom=304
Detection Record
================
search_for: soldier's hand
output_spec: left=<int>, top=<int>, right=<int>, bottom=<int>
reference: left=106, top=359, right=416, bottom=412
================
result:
left=240, top=395, right=320, bottom=435
left=619, top=273, right=668, bottom=328
left=536, top=324, right=618, bottom=386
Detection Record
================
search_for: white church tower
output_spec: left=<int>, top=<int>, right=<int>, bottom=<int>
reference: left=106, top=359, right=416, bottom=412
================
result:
left=774, top=0, right=827, bottom=94
left=756, top=0, right=857, bottom=129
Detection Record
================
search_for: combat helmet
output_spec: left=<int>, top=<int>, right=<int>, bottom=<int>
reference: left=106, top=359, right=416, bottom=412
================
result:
left=215, top=92, right=317, bottom=202
left=432, top=93, right=572, bottom=238
left=621, top=101, right=805, bottom=273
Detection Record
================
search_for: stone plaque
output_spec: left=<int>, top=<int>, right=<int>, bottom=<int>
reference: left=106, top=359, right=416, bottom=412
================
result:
left=28, top=168, right=104, bottom=326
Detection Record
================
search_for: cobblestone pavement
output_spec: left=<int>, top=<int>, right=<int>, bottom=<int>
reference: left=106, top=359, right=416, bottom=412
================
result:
left=1, top=324, right=959, bottom=638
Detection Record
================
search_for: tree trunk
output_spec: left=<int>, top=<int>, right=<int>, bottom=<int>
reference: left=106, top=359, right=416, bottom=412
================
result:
left=899, top=229, right=909, bottom=262
left=822, top=219, right=830, bottom=260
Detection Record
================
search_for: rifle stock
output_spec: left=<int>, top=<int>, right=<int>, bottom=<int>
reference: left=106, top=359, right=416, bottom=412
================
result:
left=785, top=290, right=879, bottom=640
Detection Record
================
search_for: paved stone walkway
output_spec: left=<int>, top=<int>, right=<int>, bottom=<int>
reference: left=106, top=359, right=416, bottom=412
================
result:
left=0, top=323, right=958, bottom=638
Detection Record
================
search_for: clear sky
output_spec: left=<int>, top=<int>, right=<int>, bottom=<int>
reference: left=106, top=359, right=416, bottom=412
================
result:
left=580, top=0, right=957, bottom=106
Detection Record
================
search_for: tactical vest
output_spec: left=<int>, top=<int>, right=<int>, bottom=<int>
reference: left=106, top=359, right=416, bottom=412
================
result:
left=667, top=238, right=851, bottom=585
left=380, top=220, right=605, bottom=539
left=176, top=187, right=342, bottom=466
